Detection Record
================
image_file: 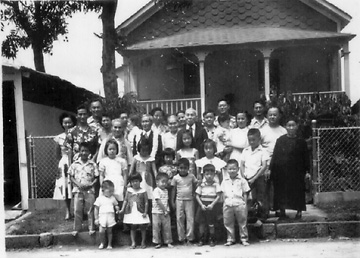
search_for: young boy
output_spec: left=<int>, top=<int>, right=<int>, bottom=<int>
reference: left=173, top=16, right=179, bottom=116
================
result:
left=94, top=180, right=120, bottom=249
left=221, top=159, right=250, bottom=246
left=240, top=128, right=269, bottom=221
left=69, top=142, right=99, bottom=236
left=152, top=173, right=174, bottom=249
left=203, top=110, right=217, bottom=141
left=195, top=164, right=221, bottom=247
left=171, top=158, right=198, bottom=244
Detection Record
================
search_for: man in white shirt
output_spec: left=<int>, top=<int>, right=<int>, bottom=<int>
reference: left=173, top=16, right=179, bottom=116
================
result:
left=162, top=115, right=178, bottom=151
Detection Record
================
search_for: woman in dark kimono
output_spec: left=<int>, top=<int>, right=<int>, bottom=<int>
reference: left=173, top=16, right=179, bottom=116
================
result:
left=270, top=117, right=310, bottom=219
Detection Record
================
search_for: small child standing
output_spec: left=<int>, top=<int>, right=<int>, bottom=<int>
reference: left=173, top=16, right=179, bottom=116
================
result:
left=120, top=172, right=150, bottom=249
left=176, top=130, right=199, bottom=176
left=240, top=128, right=269, bottom=221
left=69, top=142, right=99, bottom=236
left=94, top=180, right=120, bottom=249
left=195, top=164, right=221, bottom=247
left=195, top=139, right=226, bottom=183
left=158, top=148, right=178, bottom=182
left=203, top=110, right=217, bottom=141
left=152, top=173, right=174, bottom=249
left=221, top=159, right=250, bottom=246
left=171, top=158, right=198, bottom=244
left=99, top=139, right=128, bottom=205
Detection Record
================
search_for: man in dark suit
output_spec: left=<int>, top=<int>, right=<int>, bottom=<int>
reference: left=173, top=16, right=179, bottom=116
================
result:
left=176, top=108, right=208, bottom=158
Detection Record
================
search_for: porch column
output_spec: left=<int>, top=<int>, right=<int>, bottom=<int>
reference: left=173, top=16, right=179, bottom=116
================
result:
left=194, top=51, right=209, bottom=115
left=260, top=48, right=273, bottom=100
left=342, top=42, right=351, bottom=96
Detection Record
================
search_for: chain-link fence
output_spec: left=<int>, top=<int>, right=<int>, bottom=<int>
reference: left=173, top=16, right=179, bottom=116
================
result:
left=28, top=136, right=58, bottom=198
left=313, top=127, right=360, bottom=192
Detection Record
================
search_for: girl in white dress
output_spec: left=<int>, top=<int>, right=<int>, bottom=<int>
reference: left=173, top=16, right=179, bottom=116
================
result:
left=228, top=111, right=250, bottom=165
left=53, top=113, right=76, bottom=220
left=120, top=172, right=150, bottom=249
left=99, top=139, right=128, bottom=203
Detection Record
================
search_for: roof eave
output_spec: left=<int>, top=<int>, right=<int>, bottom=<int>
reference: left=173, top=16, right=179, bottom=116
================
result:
left=116, top=1, right=161, bottom=36
left=300, top=0, right=352, bottom=31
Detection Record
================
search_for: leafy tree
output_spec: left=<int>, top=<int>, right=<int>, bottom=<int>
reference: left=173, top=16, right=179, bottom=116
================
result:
left=1, top=1, right=86, bottom=72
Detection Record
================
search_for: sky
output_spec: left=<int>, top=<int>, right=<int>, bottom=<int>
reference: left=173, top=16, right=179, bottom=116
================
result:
left=3, top=0, right=360, bottom=103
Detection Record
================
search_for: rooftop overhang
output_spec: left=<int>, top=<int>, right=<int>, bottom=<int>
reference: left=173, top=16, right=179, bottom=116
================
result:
left=119, top=27, right=355, bottom=55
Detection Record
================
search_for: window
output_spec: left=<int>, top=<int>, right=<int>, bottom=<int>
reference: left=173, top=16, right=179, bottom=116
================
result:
left=183, top=62, right=200, bottom=95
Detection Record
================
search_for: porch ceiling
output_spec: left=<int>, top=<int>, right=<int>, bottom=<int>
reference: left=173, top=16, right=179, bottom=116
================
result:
left=124, top=27, right=355, bottom=51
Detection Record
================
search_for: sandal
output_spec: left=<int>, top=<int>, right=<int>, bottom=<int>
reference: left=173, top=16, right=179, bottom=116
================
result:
left=140, top=244, right=146, bottom=249
left=130, top=245, right=136, bottom=249
left=224, top=241, right=235, bottom=246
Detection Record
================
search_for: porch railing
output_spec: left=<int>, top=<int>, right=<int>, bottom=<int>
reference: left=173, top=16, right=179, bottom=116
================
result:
left=291, top=91, right=345, bottom=102
left=138, top=97, right=201, bottom=116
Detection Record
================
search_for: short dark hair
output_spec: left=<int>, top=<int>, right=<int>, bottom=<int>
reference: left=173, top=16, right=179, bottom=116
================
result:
left=217, top=98, right=229, bottom=105
left=150, top=107, right=165, bottom=117
left=104, top=139, right=119, bottom=156
left=58, top=112, right=77, bottom=129
left=203, top=109, right=216, bottom=117
left=76, top=104, right=88, bottom=113
left=137, top=137, right=152, bottom=154
left=178, top=158, right=190, bottom=168
left=176, top=110, right=185, bottom=116
left=203, top=163, right=215, bottom=173
left=102, top=113, right=111, bottom=119
left=286, top=116, right=299, bottom=124
left=218, top=113, right=230, bottom=124
left=201, top=139, right=217, bottom=154
left=227, top=159, right=239, bottom=167
left=253, top=100, right=265, bottom=107
left=156, top=172, right=169, bottom=181
left=79, top=142, right=91, bottom=151
left=129, top=114, right=141, bottom=127
left=102, top=180, right=114, bottom=190
left=162, top=148, right=175, bottom=159
left=128, top=172, right=142, bottom=183
left=248, top=128, right=261, bottom=138
left=178, top=130, right=194, bottom=149
left=89, top=98, right=103, bottom=107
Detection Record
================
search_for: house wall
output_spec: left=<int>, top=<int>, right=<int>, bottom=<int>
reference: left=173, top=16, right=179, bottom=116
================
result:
left=23, top=101, right=69, bottom=136
left=127, top=0, right=337, bottom=46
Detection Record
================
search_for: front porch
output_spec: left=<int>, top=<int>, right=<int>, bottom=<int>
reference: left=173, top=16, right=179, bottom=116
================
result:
left=138, top=91, right=346, bottom=116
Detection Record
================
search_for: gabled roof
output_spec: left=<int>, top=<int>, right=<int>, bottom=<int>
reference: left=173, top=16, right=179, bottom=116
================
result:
left=116, top=0, right=352, bottom=37
left=123, top=26, right=355, bottom=51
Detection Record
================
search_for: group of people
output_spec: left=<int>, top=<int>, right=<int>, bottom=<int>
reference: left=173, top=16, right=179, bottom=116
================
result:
left=53, top=98, right=310, bottom=250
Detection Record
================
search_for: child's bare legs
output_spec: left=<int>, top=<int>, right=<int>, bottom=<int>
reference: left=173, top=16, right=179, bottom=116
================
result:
left=130, top=228, right=136, bottom=248
left=64, top=198, right=72, bottom=220
left=107, top=226, right=113, bottom=249
left=140, top=225, right=147, bottom=248
left=99, top=226, right=106, bottom=249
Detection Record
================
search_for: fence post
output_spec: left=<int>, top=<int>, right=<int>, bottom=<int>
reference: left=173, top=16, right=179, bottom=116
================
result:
left=28, top=136, right=37, bottom=199
left=311, top=120, right=319, bottom=194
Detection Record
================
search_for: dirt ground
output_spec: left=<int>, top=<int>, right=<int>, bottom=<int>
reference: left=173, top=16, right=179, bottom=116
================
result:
left=5, top=201, right=360, bottom=235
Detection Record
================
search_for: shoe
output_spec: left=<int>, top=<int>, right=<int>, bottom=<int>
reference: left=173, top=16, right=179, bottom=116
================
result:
left=107, top=246, right=113, bottom=250
left=72, top=231, right=78, bottom=237
left=167, top=243, right=174, bottom=248
left=197, top=241, right=203, bottom=246
left=242, top=241, right=250, bottom=246
left=178, top=240, right=185, bottom=245
left=155, top=244, right=162, bottom=249
left=209, top=239, right=215, bottom=247
left=295, top=212, right=302, bottom=219
left=130, top=245, right=136, bottom=249
left=98, top=243, right=105, bottom=249
left=224, top=241, right=235, bottom=246
left=89, top=230, right=96, bottom=236
left=140, top=244, right=146, bottom=249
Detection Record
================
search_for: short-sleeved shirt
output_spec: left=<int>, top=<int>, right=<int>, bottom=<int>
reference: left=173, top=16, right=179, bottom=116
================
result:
left=68, top=159, right=99, bottom=193
left=249, top=117, right=269, bottom=129
left=195, top=181, right=221, bottom=202
left=162, top=132, right=177, bottom=151
left=152, top=187, right=169, bottom=214
left=65, top=125, right=99, bottom=160
left=171, top=173, right=198, bottom=200
left=94, top=195, right=118, bottom=214
left=240, top=145, right=269, bottom=180
left=221, top=176, right=250, bottom=206
left=260, top=124, right=287, bottom=157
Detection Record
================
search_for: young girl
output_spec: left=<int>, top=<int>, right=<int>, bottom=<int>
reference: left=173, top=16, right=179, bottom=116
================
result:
left=158, top=148, right=178, bottom=183
left=130, top=138, right=157, bottom=205
left=94, top=180, right=120, bottom=249
left=53, top=112, right=76, bottom=220
left=120, top=172, right=150, bottom=249
left=195, top=139, right=226, bottom=183
left=176, top=130, right=199, bottom=177
left=99, top=139, right=128, bottom=203
left=228, top=111, right=251, bottom=165
left=270, top=117, right=310, bottom=219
